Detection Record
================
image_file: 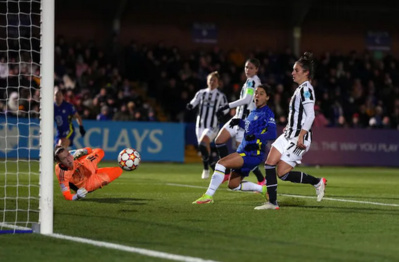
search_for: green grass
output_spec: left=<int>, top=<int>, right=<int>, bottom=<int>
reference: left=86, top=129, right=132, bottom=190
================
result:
left=1, top=162, right=399, bottom=262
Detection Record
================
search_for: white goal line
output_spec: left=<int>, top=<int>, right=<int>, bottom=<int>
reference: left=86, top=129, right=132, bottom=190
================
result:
left=48, top=233, right=220, bottom=262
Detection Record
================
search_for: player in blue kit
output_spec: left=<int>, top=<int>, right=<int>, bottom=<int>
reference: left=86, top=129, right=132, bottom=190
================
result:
left=54, top=89, right=86, bottom=148
left=193, top=84, right=277, bottom=204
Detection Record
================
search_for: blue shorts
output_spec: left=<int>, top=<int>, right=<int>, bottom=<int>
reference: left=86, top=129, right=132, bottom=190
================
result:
left=231, top=153, right=265, bottom=177
left=55, top=128, right=75, bottom=147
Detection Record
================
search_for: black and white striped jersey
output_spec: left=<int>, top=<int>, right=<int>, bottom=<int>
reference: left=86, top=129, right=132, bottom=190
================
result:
left=284, top=81, right=315, bottom=138
left=189, top=88, right=229, bottom=129
left=230, top=75, right=261, bottom=120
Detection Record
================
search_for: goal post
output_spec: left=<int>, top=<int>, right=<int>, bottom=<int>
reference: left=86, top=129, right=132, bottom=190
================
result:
left=40, top=0, right=54, bottom=235
left=0, top=0, right=54, bottom=234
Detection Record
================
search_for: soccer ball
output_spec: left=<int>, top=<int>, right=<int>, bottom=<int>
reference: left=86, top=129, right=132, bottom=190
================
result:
left=118, top=148, right=141, bottom=171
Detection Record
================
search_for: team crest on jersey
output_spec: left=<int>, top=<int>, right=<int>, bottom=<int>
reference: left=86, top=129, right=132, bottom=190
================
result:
left=254, top=115, right=258, bottom=120
left=247, top=79, right=254, bottom=87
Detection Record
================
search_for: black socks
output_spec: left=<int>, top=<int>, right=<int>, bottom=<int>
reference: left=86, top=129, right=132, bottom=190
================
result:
left=279, top=171, right=319, bottom=185
left=199, top=143, right=209, bottom=170
left=265, top=164, right=277, bottom=205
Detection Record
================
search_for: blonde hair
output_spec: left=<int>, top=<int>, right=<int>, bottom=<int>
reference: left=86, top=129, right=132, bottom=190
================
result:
left=207, top=71, right=220, bottom=81
left=206, top=71, right=221, bottom=88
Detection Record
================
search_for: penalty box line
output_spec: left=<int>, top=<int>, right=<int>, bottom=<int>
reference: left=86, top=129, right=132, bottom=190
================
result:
left=167, top=183, right=399, bottom=207
left=48, top=233, right=220, bottom=262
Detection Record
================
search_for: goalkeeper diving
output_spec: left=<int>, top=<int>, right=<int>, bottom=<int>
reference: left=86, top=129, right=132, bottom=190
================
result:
left=54, top=146, right=123, bottom=200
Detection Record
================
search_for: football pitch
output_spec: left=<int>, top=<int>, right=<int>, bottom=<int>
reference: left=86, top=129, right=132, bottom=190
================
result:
left=1, top=162, right=399, bottom=262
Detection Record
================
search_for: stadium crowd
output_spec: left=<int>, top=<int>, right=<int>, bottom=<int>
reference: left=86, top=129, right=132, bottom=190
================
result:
left=1, top=35, right=399, bottom=129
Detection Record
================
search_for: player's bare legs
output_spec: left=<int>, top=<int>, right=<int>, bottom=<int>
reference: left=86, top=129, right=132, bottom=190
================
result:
left=58, top=137, right=71, bottom=148
left=215, top=128, right=231, bottom=148
left=199, top=135, right=211, bottom=153
left=215, top=128, right=232, bottom=181
left=218, top=152, right=244, bottom=170
left=261, top=146, right=326, bottom=210
left=265, top=147, right=281, bottom=166
left=228, top=171, right=244, bottom=189
left=199, top=135, right=211, bottom=179
left=193, top=153, right=242, bottom=204
left=193, top=153, right=266, bottom=204
left=262, top=147, right=282, bottom=207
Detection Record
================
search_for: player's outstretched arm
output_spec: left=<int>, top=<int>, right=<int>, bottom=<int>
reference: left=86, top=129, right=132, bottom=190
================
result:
left=228, top=89, right=254, bottom=109
left=71, top=147, right=93, bottom=160
left=76, top=188, right=88, bottom=199
left=61, top=187, right=88, bottom=201
left=72, top=148, right=88, bottom=160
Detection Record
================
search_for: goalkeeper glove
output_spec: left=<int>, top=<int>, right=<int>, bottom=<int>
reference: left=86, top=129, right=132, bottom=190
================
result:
left=186, top=103, right=193, bottom=110
left=76, top=188, right=88, bottom=199
left=245, top=134, right=256, bottom=141
left=79, top=125, right=86, bottom=137
left=73, top=148, right=88, bottom=160
left=229, top=118, right=240, bottom=128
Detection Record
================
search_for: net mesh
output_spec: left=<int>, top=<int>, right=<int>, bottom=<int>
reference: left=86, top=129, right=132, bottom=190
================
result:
left=0, top=0, right=41, bottom=233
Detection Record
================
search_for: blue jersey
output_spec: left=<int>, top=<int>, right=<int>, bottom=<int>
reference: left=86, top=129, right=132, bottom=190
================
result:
left=237, top=105, right=276, bottom=157
left=54, top=101, right=76, bottom=139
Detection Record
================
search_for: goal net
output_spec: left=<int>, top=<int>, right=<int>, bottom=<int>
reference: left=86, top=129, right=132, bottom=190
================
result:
left=0, top=0, right=54, bottom=234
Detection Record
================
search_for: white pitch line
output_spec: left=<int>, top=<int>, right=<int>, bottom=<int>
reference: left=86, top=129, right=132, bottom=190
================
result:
left=280, top=194, right=399, bottom=207
left=167, top=183, right=399, bottom=207
left=49, top=233, right=220, bottom=262
left=167, top=183, right=206, bottom=189
left=0, top=223, right=31, bottom=230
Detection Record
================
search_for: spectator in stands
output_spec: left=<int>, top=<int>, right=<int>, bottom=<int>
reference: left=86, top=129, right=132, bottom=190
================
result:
left=5, top=92, right=20, bottom=116
left=95, top=87, right=108, bottom=108
left=3, top=35, right=399, bottom=130
left=97, top=105, right=111, bottom=121
left=313, top=105, right=329, bottom=127
left=113, top=104, right=133, bottom=121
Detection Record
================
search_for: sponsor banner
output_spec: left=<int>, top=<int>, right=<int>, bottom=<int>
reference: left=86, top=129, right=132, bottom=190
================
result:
left=0, top=117, right=185, bottom=162
left=303, top=127, right=399, bottom=167
left=2, top=117, right=398, bottom=166
left=192, top=22, right=218, bottom=43
left=365, top=31, right=391, bottom=51
left=186, top=124, right=399, bottom=167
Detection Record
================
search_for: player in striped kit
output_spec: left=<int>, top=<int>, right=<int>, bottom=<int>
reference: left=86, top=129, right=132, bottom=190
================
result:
left=192, top=84, right=277, bottom=204
left=255, top=52, right=327, bottom=210
left=215, top=58, right=266, bottom=185
left=186, top=71, right=229, bottom=179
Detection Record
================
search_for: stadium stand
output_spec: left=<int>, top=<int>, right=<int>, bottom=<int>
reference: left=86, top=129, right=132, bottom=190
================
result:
left=1, top=36, right=398, bottom=130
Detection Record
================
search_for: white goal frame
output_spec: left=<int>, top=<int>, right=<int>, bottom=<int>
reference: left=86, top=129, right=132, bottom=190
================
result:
left=39, top=0, right=54, bottom=234
left=0, top=0, right=55, bottom=235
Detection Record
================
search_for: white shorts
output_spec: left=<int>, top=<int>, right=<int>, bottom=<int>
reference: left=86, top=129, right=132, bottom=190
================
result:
left=195, top=127, right=219, bottom=144
left=221, top=119, right=244, bottom=144
left=272, top=134, right=311, bottom=168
